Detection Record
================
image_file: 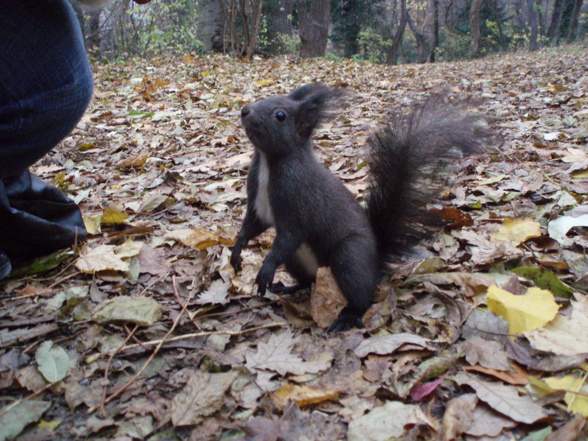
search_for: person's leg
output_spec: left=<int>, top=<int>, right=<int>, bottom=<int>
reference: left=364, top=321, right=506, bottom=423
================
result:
left=0, top=0, right=93, bottom=273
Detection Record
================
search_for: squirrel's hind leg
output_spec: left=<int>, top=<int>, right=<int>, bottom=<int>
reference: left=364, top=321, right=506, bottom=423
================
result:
left=328, top=236, right=379, bottom=332
left=268, top=243, right=318, bottom=294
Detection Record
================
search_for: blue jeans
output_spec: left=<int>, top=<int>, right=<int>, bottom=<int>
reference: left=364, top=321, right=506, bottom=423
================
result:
left=0, top=0, right=92, bottom=263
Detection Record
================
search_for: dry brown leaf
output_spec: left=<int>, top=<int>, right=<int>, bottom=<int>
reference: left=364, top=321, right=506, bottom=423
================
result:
left=354, top=333, right=433, bottom=358
left=245, top=330, right=331, bottom=376
left=464, top=403, right=518, bottom=437
left=463, top=365, right=528, bottom=386
left=439, top=393, right=477, bottom=441
left=454, top=371, right=547, bottom=424
left=170, top=370, right=238, bottom=426
left=310, top=267, right=347, bottom=328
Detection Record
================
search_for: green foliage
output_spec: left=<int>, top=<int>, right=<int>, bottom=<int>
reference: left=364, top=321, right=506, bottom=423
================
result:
left=331, top=0, right=383, bottom=57
left=257, top=14, right=300, bottom=55
left=437, top=31, right=470, bottom=61
left=83, top=0, right=204, bottom=59
left=446, top=0, right=512, bottom=58
left=357, top=29, right=393, bottom=64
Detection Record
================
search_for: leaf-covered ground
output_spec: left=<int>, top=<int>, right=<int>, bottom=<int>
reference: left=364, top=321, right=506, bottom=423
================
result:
left=1, top=47, right=588, bottom=441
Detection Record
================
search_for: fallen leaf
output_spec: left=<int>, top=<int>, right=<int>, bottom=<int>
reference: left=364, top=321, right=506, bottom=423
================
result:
left=545, top=414, right=586, bottom=441
left=347, top=401, right=433, bottom=441
left=491, top=217, right=542, bottom=246
left=92, top=296, right=162, bottom=326
left=196, top=279, right=230, bottom=305
left=36, top=341, right=69, bottom=383
left=75, top=244, right=129, bottom=273
left=465, top=403, right=517, bottom=437
left=311, top=267, right=347, bottom=328
left=454, top=371, right=547, bottom=424
left=487, top=285, right=560, bottom=335
left=0, top=400, right=51, bottom=441
left=245, top=330, right=331, bottom=376
left=544, top=375, right=588, bottom=416
left=271, top=383, right=341, bottom=410
left=547, top=214, right=588, bottom=245
left=354, top=333, right=434, bottom=358
left=525, top=297, right=588, bottom=355
left=101, top=205, right=129, bottom=225
left=439, top=393, right=477, bottom=441
left=170, top=370, right=238, bottom=426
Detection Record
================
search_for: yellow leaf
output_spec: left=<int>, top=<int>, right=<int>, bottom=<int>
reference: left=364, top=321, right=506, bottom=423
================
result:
left=491, top=218, right=541, bottom=246
left=38, top=420, right=61, bottom=430
left=101, top=206, right=128, bottom=225
left=487, top=285, right=560, bottom=335
left=544, top=375, right=588, bottom=417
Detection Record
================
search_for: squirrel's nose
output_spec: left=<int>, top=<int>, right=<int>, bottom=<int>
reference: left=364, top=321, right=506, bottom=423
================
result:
left=241, top=105, right=251, bottom=118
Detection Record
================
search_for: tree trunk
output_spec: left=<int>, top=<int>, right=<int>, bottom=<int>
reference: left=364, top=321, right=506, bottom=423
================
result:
left=272, top=0, right=295, bottom=35
left=196, top=0, right=223, bottom=52
left=296, top=0, right=331, bottom=58
left=406, top=11, right=428, bottom=63
left=527, top=0, right=539, bottom=50
left=565, top=0, right=584, bottom=42
left=547, top=0, right=564, bottom=44
left=469, top=0, right=483, bottom=57
left=86, top=9, right=103, bottom=57
left=430, top=0, right=439, bottom=62
left=241, top=0, right=264, bottom=58
left=386, top=0, right=408, bottom=65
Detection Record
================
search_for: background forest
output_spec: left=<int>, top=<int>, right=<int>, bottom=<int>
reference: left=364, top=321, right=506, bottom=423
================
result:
left=73, top=0, right=587, bottom=63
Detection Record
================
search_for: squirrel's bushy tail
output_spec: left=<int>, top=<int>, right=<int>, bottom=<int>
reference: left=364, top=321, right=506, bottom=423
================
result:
left=366, top=93, right=490, bottom=261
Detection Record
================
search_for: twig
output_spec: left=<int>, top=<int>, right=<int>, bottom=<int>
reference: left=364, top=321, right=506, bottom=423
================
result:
left=85, top=322, right=287, bottom=363
left=88, top=276, right=192, bottom=414
left=567, top=370, right=588, bottom=410
left=0, top=382, right=53, bottom=420
left=99, top=325, right=139, bottom=417
left=0, top=271, right=82, bottom=303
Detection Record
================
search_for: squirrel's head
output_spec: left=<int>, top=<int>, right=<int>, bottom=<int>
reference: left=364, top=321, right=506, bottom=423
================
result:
left=240, top=83, right=347, bottom=156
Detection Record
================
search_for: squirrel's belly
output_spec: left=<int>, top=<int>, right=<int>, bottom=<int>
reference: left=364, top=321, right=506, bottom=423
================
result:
left=296, top=242, right=319, bottom=276
left=254, top=152, right=275, bottom=225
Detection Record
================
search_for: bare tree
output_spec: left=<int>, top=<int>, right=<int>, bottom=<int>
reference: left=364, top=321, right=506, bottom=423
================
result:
left=469, top=0, right=483, bottom=57
left=386, top=0, right=408, bottom=64
left=406, top=11, right=428, bottom=63
left=218, top=0, right=264, bottom=58
left=296, top=0, right=331, bottom=58
left=431, top=0, right=439, bottom=62
left=566, top=0, right=584, bottom=42
left=527, top=0, right=540, bottom=50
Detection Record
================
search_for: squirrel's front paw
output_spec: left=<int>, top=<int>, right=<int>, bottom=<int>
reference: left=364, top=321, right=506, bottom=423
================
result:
left=255, top=264, right=276, bottom=296
left=230, top=249, right=242, bottom=273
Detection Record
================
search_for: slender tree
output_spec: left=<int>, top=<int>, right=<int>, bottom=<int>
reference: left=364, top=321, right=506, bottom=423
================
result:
left=527, top=0, right=540, bottom=50
left=469, top=0, right=483, bottom=57
left=386, top=0, right=408, bottom=64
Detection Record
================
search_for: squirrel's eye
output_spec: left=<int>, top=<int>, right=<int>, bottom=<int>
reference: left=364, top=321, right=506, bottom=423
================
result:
left=275, top=111, right=286, bottom=122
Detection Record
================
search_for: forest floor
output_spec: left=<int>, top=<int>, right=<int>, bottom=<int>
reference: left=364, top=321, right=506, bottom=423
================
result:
left=1, top=46, right=588, bottom=441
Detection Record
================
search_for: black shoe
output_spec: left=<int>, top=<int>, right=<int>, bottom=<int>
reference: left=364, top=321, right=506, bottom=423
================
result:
left=0, top=251, right=11, bottom=281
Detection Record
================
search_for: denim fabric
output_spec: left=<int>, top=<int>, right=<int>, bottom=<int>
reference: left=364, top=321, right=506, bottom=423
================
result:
left=0, top=0, right=91, bottom=264
left=0, top=0, right=94, bottom=178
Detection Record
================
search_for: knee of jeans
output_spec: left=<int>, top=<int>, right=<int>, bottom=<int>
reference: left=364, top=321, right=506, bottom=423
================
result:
left=38, top=64, right=94, bottom=139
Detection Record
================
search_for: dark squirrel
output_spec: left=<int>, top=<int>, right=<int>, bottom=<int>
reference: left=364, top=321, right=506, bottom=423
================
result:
left=231, top=83, right=488, bottom=332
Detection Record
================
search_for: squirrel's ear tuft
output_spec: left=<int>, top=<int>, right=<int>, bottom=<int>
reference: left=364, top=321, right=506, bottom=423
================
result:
left=294, top=85, right=349, bottom=140
left=288, top=83, right=328, bottom=101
